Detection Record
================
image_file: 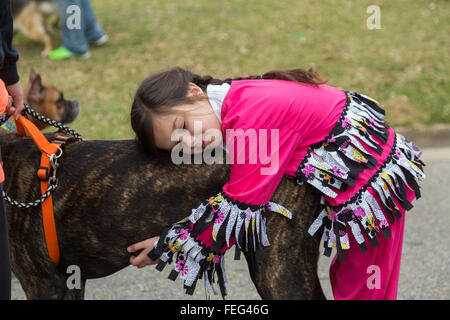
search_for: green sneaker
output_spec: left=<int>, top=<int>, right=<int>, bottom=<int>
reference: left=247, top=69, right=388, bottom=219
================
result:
left=47, top=46, right=91, bottom=60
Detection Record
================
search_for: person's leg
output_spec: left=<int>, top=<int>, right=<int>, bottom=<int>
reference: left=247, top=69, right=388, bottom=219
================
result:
left=383, top=213, right=406, bottom=299
left=379, top=181, right=416, bottom=299
left=329, top=186, right=411, bottom=300
left=80, top=0, right=105, bottom=43
left=52, top=0, right=89, bottom=54
left=329, top=227, right=392, bottom=300
left=0, top=183, right=11, bottom=300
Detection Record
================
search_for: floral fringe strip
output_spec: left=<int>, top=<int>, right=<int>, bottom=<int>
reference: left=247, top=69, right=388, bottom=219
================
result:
left=303, top=91, right=426, bottom=260
left=148, top=191, right=292, bottom=297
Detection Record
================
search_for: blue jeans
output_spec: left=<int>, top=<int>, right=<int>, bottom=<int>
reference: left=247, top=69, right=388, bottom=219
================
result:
left=53, top=0, right=105, bottom=54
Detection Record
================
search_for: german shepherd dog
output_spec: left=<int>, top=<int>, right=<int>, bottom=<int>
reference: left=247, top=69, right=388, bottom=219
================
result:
left=11, top=0, right=59, bottom=56
left=1, top=134, right=326, bottom=299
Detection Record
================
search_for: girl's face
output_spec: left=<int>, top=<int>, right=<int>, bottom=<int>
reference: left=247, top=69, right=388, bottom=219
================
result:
left=151, top=82, right=223, bottom=154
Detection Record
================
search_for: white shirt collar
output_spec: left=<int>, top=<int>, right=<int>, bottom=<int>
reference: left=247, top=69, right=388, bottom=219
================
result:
left=206, top=83, right=231, bottom=153
left=206, top=83, right=231, bottom=124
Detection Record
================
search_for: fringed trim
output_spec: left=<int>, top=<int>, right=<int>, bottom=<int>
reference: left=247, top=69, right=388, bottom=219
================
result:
left=295, top=91, right=391, bottom=198
left=1, top=119, right=16, bottom=132
left=148, top=189, right=293, bottom=298
left=306, top=131, right=426, bottom=261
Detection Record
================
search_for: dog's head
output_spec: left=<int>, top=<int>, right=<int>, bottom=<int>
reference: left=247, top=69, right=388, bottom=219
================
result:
left=25, top=69, right=80, bottom=130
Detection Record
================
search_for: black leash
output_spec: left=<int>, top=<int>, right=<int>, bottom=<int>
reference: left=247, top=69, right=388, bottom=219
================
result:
left=0, top=104, right=83, bottom=141
left=1, top=104, right=82, bottom=207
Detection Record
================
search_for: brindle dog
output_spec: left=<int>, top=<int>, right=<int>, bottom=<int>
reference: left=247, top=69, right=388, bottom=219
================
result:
left=1, top=134, right=326, bottom=300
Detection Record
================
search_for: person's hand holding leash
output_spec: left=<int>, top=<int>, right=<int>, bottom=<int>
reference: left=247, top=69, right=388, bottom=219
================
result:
left=5, top=81, right=24, bottom=120
left=5, top=96, right=13, bottom=111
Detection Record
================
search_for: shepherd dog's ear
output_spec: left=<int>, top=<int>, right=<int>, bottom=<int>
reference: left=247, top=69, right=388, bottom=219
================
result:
left=27, top=69, right=44, bottom=102
left=29, top=69, right=39, bottom=83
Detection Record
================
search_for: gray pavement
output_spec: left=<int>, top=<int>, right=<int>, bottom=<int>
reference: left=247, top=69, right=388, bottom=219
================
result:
left=11, top=147, right=450, bottom=300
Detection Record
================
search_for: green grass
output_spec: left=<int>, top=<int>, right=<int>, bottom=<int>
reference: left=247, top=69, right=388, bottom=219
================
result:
left=12, top=0, right=450, bottom=140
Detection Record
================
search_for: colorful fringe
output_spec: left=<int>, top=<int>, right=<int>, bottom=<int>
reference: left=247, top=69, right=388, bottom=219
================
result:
left=298, top=91, right=426, bottom=261
left=148, top=191, right=292, bottom=298
left=1, top=118, right=16, bottom=132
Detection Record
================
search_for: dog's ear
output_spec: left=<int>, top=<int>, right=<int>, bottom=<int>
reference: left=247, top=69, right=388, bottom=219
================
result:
left=28, top=72, right=44, bottom=102
left=29, top=69, right=38, bottom=84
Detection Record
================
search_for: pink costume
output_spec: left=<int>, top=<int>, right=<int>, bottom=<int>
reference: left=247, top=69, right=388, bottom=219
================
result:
left=149, top=79, right=426, bottom=299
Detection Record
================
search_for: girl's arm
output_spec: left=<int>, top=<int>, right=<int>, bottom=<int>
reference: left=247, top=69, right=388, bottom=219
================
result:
left=130, top=124, right=301, bottom=297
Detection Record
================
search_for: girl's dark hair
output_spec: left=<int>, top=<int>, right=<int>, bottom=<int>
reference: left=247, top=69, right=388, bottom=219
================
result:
left=131, top=67, right=327, bottom=154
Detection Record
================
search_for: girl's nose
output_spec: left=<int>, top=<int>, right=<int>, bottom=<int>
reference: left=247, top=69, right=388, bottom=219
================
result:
left=186, top=134, right=202, bottom=151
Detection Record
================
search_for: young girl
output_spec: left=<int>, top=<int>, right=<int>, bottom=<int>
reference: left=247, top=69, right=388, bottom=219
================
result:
left=126, top=67, right=426, bottom=299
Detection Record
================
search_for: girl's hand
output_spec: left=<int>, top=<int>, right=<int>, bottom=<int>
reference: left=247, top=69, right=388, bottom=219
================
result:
left=127, top=236, right=160, bottom=268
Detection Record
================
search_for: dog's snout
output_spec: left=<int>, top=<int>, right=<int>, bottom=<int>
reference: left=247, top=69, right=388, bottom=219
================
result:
left=60, top=99, right=80, bottom=124
left=69, top=99, right=79, bottom=108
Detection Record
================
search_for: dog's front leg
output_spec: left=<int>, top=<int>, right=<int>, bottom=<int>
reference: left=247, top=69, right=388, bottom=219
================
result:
left=15, top=269, right=86, bottom=300
left=244, top=180, right=327, bottom=300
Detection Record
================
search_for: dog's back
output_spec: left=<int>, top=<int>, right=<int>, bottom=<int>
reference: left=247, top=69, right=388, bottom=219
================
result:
left=11, top=0, right=29, bottom=17
left=12, top=0, right=53, bottom=17
left=1, top=133, right=325, bottom=299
